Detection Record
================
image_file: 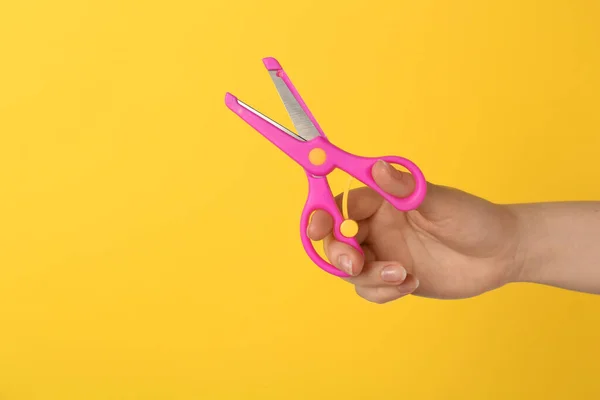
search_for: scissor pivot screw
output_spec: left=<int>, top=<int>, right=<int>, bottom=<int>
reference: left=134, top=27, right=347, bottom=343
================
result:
left=340, top=219, right=359, bottom=238
left=308, top=148, right=327, bottom=166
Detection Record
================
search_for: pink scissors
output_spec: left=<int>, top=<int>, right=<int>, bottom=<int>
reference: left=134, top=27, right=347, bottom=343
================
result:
left=225, top=57, right=426, bottom=278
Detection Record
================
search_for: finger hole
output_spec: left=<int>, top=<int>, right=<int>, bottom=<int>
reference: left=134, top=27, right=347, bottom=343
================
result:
left=372, top=160, right=417, bottom=199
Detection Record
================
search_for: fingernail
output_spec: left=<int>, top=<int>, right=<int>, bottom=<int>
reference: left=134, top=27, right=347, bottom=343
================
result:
left=396, top=277, right=420, bottom=295
left=381, top=265, right=407, bottom=282
left=338, top=254, right=353, bottom=275
left=380, top=160, right=402, bottom=180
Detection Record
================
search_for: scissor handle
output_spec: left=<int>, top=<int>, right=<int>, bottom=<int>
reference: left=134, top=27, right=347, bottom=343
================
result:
left=297, top=141, right=426, bottom=277
left=300, top=174, right=362, bottom=277
left=340, top=154, right=427, bottom=212
left=298, top=138, right=427, bottom=213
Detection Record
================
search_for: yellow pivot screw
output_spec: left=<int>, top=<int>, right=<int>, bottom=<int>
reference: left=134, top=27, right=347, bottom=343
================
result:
left=308, top=148, right=327, bottom=166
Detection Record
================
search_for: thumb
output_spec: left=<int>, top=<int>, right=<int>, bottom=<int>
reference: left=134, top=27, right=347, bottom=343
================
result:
left=371, top=160, right=439, bottom=217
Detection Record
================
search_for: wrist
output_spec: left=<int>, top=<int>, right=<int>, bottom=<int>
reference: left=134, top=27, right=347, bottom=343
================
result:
left=504, top=201, right=600, bottom=294
left=507, top=203, right=545, bottom=284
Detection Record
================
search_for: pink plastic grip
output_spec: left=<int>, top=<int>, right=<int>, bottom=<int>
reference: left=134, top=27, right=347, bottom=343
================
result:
left=297, top=146, right=425, bottom=276
left=300, top=175, right=362, bottom=277
left=302, top=137, right=427, bottom=212
left=334, top=151, right=427, bottom=212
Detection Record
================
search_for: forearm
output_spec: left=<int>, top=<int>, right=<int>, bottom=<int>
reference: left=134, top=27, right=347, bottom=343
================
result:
left=511, top=202, right=600, bottom=294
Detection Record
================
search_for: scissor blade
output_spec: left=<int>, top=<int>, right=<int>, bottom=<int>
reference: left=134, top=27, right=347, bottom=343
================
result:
left=236, top=99, right=306, bottom=142
left=268, top=71, right=320, bottom=141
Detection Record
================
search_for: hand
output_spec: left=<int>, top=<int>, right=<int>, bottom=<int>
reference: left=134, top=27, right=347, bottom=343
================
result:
left=308, top=160, right=523, bottom=303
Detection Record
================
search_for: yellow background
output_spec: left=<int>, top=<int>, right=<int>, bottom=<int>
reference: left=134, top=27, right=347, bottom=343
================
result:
left=1, top=0, right=599, bottom=398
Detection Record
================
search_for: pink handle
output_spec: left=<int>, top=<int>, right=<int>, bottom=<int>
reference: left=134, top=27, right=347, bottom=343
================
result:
left=337, top=154, right=427, bottom=212
left=298, top=146, right=425, bottom=277
left=290, top=137, right=427, bottom=212
left=300, top=175, right=362, bottom=278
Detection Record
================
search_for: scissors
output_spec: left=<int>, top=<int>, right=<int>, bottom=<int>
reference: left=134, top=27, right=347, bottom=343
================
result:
left=225, top=57, right=426, bottom=277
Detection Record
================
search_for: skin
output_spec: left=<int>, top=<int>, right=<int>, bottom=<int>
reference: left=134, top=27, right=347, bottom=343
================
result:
left=307, top=160, right=600, bottom=304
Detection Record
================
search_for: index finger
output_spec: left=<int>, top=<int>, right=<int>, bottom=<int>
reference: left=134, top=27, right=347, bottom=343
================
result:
left=333, top=186, right=384, bottom=221
left=307, top=186, right=383, bottom=241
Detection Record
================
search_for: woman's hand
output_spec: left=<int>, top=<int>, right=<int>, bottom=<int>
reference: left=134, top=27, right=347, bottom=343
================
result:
left=308, top=160, right=524, bottom=303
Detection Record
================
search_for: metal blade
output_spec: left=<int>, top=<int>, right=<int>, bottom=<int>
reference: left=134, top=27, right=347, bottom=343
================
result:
left=236, top=98, right=306, bottom=142
left=268, top=71, right=320, bottom=141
